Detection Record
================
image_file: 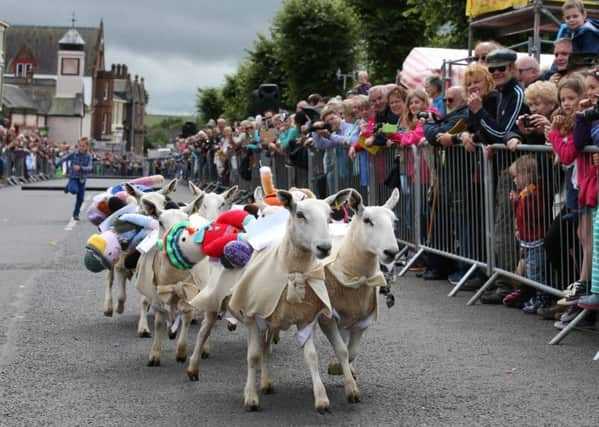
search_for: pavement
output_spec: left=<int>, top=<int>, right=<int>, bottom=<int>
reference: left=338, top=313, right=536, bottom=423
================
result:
left=1, top=179, right=598, bottom=426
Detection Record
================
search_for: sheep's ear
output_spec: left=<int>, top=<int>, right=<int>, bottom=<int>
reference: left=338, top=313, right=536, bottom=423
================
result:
left=159, top=178, right=178, bottom=195
left=182, top=193, right=205, bottom=216
left=125, top=183, right=143, bottom=201
left=220, top=185, right=239, bottom=203
left=277, top=190, right=296, bottom=213
left=254, top=186, right=266, bottom=210
left=324, top=188, right=352, bottom=210
left=383, top=188, right=400, bottom=211
left=152, top=201, right=164, bottom=218
left=189, top=181, right=202, bottom=196
left=349, top=189, right=365, bottom=216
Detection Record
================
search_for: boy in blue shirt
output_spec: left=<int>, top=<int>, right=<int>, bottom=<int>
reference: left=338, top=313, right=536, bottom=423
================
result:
left=56, top=137, right=93, bottom=221
left=556, top=0, right=599, bottom=54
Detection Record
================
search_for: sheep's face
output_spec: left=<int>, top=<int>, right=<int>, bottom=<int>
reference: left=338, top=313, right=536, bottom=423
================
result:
left=190, top=183, right=237, bottom=221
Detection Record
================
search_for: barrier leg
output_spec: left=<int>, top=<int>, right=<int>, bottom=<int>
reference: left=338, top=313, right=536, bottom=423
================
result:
left=448, top=263, right=478, bottom=297
left=467, top=271, right=500, bottom=306
left=548, top=308, right=591, bottom=345
left=397, top=248, right=424, bottom=278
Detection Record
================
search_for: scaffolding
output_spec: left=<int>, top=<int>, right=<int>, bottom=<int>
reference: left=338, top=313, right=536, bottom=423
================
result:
left=467, top=0, right=599, bottom=60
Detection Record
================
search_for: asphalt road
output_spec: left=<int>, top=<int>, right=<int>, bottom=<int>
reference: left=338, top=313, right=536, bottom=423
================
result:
left=1, top=179, right=598, bottom=426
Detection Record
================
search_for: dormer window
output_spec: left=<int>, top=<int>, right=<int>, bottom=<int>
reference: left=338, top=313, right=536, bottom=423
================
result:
left=15, top=62, right=33, bottom=77
left=61, top=58, right=80, bottom=75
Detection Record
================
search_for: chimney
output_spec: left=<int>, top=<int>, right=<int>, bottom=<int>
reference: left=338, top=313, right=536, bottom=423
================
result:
left=111, top=64, right=115, bottom=73
left=116, top=64, right=122, bottom=76
left=123, top=64, right=128, bottom=76
left=134, top=74, right=138, bottom=82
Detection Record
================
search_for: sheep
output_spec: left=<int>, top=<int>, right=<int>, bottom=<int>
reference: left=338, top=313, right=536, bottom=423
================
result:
left=227, top=188, right=352, bottom=413
left=319, top=188, right=399, bottom=403
left=132, top=192, right=210, bottom=366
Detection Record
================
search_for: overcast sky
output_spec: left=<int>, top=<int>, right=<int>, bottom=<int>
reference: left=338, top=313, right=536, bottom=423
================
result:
left=2, top=0, right=282, bottom=115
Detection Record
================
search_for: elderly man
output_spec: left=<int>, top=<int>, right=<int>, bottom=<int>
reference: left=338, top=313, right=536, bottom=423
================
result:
left=473, top=41, right=501, bottom=66
left=423, top=86, right=468, bottom=147
left=516, top=55, right=541, bottom=87
left=543, top=38, right=573, bottom=83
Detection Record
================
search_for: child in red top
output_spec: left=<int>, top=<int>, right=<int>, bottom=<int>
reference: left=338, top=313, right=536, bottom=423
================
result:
left=508, top=155, right=550, bottom=313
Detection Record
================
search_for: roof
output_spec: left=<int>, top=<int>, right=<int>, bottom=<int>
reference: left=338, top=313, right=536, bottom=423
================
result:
left=2, top=84, right=37, bottom=111
left=4, top=76, right=57, bottom=114
left=5, top=25, right=101, bottom=76
left=59, top=28, right=85, bottom=47
left=47, top=93, right=84, bottom=116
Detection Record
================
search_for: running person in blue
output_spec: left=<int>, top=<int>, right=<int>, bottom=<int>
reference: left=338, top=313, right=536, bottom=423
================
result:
left=56, top=137, right=93, bottom=221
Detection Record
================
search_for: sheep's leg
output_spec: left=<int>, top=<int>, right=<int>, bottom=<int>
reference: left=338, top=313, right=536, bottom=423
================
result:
left=187, top=311, right=217, bottom=381
left=348, top=328, right=366, bottom=365
left=114, top=268, right=127, bottom=314
left=175, top=310, right=193, bottom=363
left=148, top=309, right=164, bottom=366
left=303, top=333, right=330, bottom=413
left=137, top=295, right=151, bottom=338
left=244, top=322, right=262, bottom=411
left=259, top=330, right=274, bottom=394
left=319, top=318, right=360, bottom=403
left=103, top=269, right=114, bottom=317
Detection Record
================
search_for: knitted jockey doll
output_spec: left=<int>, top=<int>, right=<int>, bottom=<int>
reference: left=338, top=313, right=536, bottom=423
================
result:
left=191, top=210, right=255, bottom=269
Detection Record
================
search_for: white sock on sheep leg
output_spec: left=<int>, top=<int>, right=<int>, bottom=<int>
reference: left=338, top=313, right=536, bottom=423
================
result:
left=303, top=333, right=330, bottom=413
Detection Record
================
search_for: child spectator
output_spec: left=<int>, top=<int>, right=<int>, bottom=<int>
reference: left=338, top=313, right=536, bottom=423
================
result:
left=508, top=155, right=551, bottom=313
left=555, top=0, right=599, bottom=54
left=547, top=74, right=594, bottom=313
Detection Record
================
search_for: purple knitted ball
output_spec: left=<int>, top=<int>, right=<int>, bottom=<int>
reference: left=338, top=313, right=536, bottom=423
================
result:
left=223, top=240, right=253, bottom=267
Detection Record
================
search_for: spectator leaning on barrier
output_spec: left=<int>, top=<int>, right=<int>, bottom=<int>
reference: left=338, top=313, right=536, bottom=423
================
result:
left=55, top=137, right=93, bottom=221
left=516, top=55, right=541, bottom=88
left=424, top=86, right=469, bottom=148
left=547, top=74, right=594, bottom=315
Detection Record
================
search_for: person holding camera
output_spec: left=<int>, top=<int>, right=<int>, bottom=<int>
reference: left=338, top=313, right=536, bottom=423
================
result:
left=310, top=107, right=354, bottom=195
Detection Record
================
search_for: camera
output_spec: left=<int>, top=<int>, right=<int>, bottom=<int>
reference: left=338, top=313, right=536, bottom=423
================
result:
left=308, top=122, right=332, bottom=133
left=581, top=95, right=599, bottom=122
left=417, top=111, right=439, bottom=122
left=523, top=116, right=534, bottom=128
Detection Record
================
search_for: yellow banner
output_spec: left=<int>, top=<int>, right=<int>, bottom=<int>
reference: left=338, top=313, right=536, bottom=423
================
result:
left=467, top=0, right=599, bottom=18
left=466, top=0, right=529, bottom=18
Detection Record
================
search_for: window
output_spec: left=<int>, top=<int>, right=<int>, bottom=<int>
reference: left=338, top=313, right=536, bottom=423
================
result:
left=25, top=64, right=32, bottom=76
left=102, top=113, right=108, bottom=134
left=16, top=63, right=24, bottom=77
left=61, top=58, right=80, bottom=76
left=103, top=83, right=109, bottom=101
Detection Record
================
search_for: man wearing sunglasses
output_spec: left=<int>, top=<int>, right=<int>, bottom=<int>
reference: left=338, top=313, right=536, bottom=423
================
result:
left=469, top=47, right=529, bottom=145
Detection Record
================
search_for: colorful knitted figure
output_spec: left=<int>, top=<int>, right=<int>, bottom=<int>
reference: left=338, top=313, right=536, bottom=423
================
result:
left=193, top=210, right=255, bottom=268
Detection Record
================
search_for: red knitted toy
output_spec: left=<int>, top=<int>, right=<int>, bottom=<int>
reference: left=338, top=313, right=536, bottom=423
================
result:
left=193, top=210, right=254, bottom=260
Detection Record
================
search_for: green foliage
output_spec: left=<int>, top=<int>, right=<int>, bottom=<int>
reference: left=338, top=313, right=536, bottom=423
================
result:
left=143, top=115, right=199, bottom=148
left=404, top=0, right=469, bottom=48
left=344, top=0, right=424, bottom=83
left=272, top=0, right=360, bottom=102
left=196, top=87, right=224, bottom=123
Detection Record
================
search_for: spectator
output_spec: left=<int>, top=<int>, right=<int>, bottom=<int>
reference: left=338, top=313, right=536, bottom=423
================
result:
left=354, top=71, right=372, bottom=95
left=424, top=75, right=444, bottom=113
left=424, top=86, right=469, bottom=147
left=55, top=137, right=93, bottom=221
left=473, top=40, right=501, bottom=67
left=516, top=56, right=541, bottom=87
left=555, top=0, right=599, bottom=54
left=508, top=155, right=551, bottom=313
left=547, top=74, right=593, bottom=314
left=544, top=38, right=573, bottom=84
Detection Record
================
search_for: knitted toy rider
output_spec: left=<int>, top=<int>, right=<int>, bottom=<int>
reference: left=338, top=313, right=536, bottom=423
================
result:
left=192, top=210, right=255, bottom=268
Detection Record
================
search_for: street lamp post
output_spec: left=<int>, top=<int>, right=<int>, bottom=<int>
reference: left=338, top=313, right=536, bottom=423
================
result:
left=336, top=68, right=356, bottom=93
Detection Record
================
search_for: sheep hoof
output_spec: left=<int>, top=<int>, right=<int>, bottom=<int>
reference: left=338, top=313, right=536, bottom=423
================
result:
left=190, top=318, right=198, bottom=325
left=187, top=370, right=199, bottom=381
left=147, top=358, right=160, bottom=367
left=116, top=301, right=125, bottom=314
left=200, top=351, right=210, bottom=360
left=260, top=383, right=274, bottom=394
left=104, top=309, right=113, bottom=317
left=138, top=330, right=151, bottom=338
left=244, top=400, right=260, bottom=412
left=327, top=362, right=343, bottom=376
left=176, top=354, right=187, bottom=363
left=315, top=400, right=330, bottom=414
left=168, top=331, right=177, bottom=340
left=346, top=389, right=361, bottom=403
left=227, top=322, right=237, bottom=331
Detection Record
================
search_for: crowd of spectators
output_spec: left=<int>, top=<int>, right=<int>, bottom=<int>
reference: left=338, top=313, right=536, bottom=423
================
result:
left=0, top=120, right=143, bottom=185
left=165, top=0, right=599, bottom=330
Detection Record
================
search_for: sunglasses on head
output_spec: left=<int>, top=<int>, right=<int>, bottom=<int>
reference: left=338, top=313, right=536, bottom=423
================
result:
left=476, top=55, right=487, bottom=61
left=443, top=97, right=454, bottom=103
left=488, top=65, right=507, bottom=73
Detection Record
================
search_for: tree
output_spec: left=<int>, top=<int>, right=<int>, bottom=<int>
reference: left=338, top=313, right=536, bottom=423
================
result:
left=404, top=0, right=469, bottom=48
left=272, top=0, right=360, bottom=103
left=196, top=87, right=224, bottom=123
left=344, top=0, right=424, bottom=84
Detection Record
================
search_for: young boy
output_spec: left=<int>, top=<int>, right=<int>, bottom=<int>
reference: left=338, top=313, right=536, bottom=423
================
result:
left=556, top=0, right=599, bottom=54
left=508, top=155, right=551, bottom=314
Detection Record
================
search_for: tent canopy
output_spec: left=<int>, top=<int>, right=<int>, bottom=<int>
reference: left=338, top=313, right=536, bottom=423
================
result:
left=401, top=47, right=555, bottom=90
